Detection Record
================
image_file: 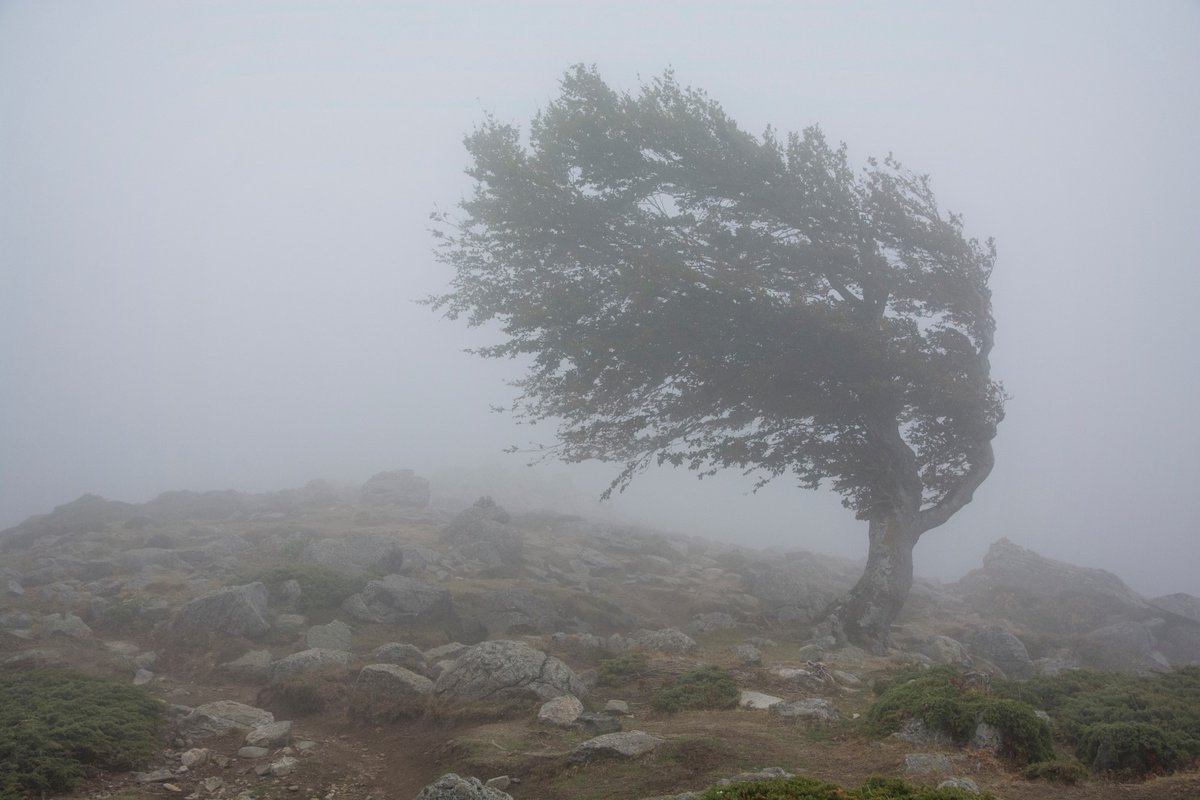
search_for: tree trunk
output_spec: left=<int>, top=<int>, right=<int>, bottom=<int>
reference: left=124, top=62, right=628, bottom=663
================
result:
left=822, top=514, right=919, bottom=655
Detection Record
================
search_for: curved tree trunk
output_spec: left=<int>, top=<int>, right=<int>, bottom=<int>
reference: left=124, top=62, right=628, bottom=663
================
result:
left=822, top=514, right=919, bottom=654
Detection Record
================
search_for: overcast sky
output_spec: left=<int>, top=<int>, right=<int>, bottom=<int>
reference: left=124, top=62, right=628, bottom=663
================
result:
left=2, top=1, right=1198, bottom=597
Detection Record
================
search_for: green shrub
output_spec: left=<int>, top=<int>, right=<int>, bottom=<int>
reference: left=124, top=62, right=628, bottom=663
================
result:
left=0, top=669, right=162, bottom=799
left=653, top=665, right=739, bottom=712
left=596, top=652, right=650, bottom=686
left=696, top=775, right=993, bottom=799
left=866, top=666, right=1052, bottom=764
left=994, top=665, right=1200, bottom=777
left=1020, top=758, right=1089, bottom=784
left=241, top=563, right=366, bottom=614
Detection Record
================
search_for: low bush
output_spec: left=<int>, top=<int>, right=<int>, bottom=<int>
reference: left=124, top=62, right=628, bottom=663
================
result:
left=0, top=669, right=162, bottom=799
left=994, top=665, right=1200, bottom=777
left=653, top=665, right=739, bottom=712
left=696, top=775, right=993, bottom=799
left=866, top=667, right=1052, bottom=764
left=1020, top=758, right=1089, bottom=784
left=596, top=652, right=650, bottom=686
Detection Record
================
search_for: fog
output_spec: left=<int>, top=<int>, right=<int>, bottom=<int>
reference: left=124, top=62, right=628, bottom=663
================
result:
left=2, top=1, right=1198, bottom=597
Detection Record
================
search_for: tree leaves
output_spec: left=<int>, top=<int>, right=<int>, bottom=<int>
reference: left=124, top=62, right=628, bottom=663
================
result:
left=431, top=66, right=1002, bottom=525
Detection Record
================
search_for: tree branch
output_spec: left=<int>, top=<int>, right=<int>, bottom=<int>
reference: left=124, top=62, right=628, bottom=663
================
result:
left=915, top=439, right=994, bottom=533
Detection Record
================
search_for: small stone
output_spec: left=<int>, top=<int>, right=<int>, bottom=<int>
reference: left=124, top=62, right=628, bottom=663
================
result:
left=133, top=668, right=154, bottom=685
left=238, top=746, right=270, bottom=759
left=938, top=777, right=980, bottom=794
left=163, top=784, right=182, bottom=793
left=270, top=756, right=299, bottom=777
left=202, top=777, right=225, bottom=792
left=180, top=748, right=210, bottom=768
left=537, top=695, right=583, bottom=727
left=575, top=711, right=621, bottom=735
left=485, top=776, right=511, bottom=791
left=603, top=699, right=630, bottom=715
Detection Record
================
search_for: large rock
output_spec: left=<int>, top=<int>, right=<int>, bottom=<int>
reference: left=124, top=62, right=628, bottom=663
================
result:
left=954, top=538, right=1149, bottom=633
left=270, top=648, right=352, bottom=684
left=356, top=663, right=434, bottom=696
left=371, top=642, right=428, bottom=673
left=414, top=774, right=513, bottom=800
left=969, top=625, right=1033, bottom=679
left=303, top=533, right=423, bottom=574
left=177, top=701, right=274, bottom=740
left=742, top=552, right=861, bottom=623
left=769, top=698, right=840, bottom=722
left=463, top=589, right=569, bottom=636
left=1150, top=593, right=1200, bottom=623
left=306, top=620, right=353, bottom=651
left=1084, top=621, right=1168, bottom=672
left=177, top=582, right=270, bottom=638
left=628, top=628, right=697, bottom=653
left=537, top=695, right=584, bottom=726
left=568, top=731, right=663, bottom=763
left=441, top=497, right=523, bottom=565
left=343, top=575, right=456, bottom=627
left=434, top=640, right=586, bottom=701
left=361, top=469, right=431, bottom=508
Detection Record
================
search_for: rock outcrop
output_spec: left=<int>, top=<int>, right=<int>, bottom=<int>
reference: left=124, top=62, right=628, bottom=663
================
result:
left=177, top=583, right=270, bottom=638
left=434, top=640, right=586, bottom=701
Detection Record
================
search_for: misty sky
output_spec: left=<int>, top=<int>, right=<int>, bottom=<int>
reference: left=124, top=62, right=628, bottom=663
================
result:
left=2, top=1, right=1198, bottom=597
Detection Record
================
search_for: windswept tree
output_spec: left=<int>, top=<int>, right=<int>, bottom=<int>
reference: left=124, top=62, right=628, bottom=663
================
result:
left=430, top=67, right=1004, bottom=652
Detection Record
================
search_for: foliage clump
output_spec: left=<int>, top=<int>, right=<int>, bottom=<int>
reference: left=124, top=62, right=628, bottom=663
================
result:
left=697, top=775, right=993, bottom=799
left=1019, top=757, right=1089, bottom=784
left=240, top=563, right=365, bottom=614
left=596, top=652, right=650, bottom=686
left=652, top=665, right=739, bottom=712
left=866, top=666, right=1052, bottom=764
left=995, top=666, right=1200, bottom=777
left=0, top=669, right=162, bottom=799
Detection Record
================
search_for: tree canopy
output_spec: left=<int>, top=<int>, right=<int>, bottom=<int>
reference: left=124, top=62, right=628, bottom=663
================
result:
left=432, top=66, right=1003, bottom=535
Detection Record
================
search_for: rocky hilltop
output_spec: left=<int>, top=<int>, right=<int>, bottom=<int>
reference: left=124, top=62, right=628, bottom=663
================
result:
left=1, top=472, right=1198, bottom=799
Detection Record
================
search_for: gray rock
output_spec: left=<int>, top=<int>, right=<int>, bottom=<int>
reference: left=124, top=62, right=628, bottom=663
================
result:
left=306, top=619, right=353, bottom=651
left=434, top=640, right=586, bottom=701
left=1149, top=592, right=1200, bottom=623
left=739, top=690, right=784, bottom=710
left=938, top=778, right=980, bottom=793
left=892, top=718, right=956, bottom=748
left=466, top=588, right=569, bottom=636
left=768, top=666, right=829, bottom=692
left=361, top=469, right=430, bottom=508
left=575, top=712, right=622, bottom=735
left=356, top=663, right=435, bottom=695
left=538, top=694, right=584, bottom=726
left=743, top=555, right=861, bottom=623
left=269, top=755, right=299, bottom=777
left=716, top=767, right=794, bottom=786
left=43, top=612, right=93, bottom=639
left=769, top=698, right=840, bottom=722
left=180, top=748, right=209, bottom=768
left=277, top=578, right=302, bottom=609
left=629, top=628, right=697, bottom=653
left=371, top=642, right=428, bottom=673
left=441, top=497, right=523, bottom=565
left=970, top=721, right=1003, bottom=752
left=904, top=753, right=954, bottom=775
left=424, top=642, right=470, bottom=662
left=133, top=668, right=154, bottom=685
left=920, top=635, right=973, bottom=667
left=688, top=611, right=738, bottom=633
left=220, top=649, right=274, bottom=681
left=343, top=575, right=455, bottom=627
left=1085, top=621, right=1163, bottom=671
left=603, top=699, right=630, bottom=715
left=303, top=534, right=415, bottom=574
left=569, top=730, right=663, bottom=763
left=484, top=776, right=511, bottom=792
left=969, top=625, right=1032, bottom=679
left=178, top=701, right=274, bottom=740
left=134, top=769, right=176, bottom=783
left=177, top=582, right=270, bottom=638
left=273, top=613, right=308, bottom=636
left=731, top=644, right=762, bottom=665
left=414, top=773, right=514, bottom=800
left=246, top=720, right=293, bottom=748
left=270, top=648, right=351, bottom=684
